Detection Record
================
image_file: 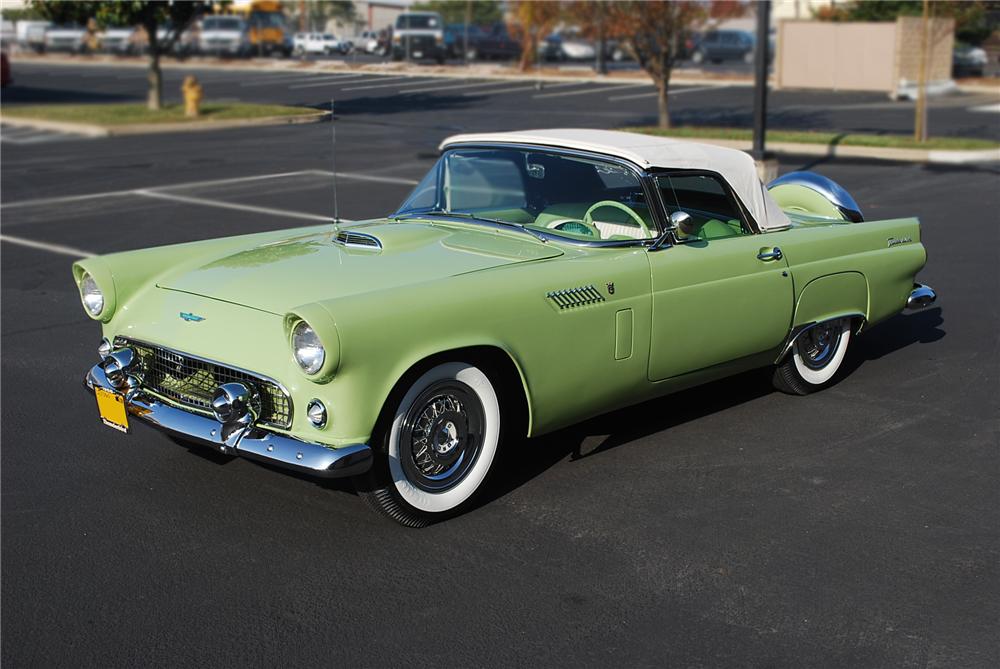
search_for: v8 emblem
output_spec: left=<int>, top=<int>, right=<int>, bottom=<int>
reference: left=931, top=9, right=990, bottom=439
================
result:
left=606, top=282, right=615, bottom=295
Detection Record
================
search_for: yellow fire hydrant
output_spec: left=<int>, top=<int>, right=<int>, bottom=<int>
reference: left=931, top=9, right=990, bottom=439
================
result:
left=182, top=75, right=203, bottom=118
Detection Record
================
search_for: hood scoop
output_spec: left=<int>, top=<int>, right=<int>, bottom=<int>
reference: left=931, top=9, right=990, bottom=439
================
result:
left=334, top=230, right=382, bottom=252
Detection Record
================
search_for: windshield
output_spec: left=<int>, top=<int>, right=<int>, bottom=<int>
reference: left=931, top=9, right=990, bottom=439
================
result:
left=395, top=147, right=658, bottom=242
left=396, top=14, right=440, bottom=30
left=203, top=17, right=244, bottom=31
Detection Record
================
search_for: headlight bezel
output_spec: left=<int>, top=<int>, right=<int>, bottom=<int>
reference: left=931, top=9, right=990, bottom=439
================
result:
left=73, top=262, right=116, bottom=323
left=290, top=319, right=326, bottom=376
left=80, top=271, right=105, bottom=316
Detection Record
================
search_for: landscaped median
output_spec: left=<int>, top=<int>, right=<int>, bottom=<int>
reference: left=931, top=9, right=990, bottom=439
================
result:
left=625, top=126, right=1000, bottom=164
left=1, top=102, right=327, bottom=137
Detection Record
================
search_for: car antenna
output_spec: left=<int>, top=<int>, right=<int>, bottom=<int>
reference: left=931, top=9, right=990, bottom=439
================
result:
left=331, top=97, right=340, bottom=232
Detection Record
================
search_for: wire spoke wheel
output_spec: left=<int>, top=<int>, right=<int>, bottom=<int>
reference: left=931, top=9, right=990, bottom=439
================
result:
left=400, top=382, right=484, bottom=492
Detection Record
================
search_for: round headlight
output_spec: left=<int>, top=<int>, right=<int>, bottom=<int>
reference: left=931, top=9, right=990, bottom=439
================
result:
left=80, top=272, right=104, bottom=316
left=291, top=320, right=325, bottom=375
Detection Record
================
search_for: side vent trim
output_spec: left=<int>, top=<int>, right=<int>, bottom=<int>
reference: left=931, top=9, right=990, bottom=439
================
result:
left=334, top=230, right=382, bottom=251
left=547, top=285, right=605, bottom=310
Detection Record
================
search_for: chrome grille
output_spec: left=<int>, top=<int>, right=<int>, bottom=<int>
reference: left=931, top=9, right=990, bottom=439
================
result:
left=114, top=337, right=292, bottom=429
left=547, top=285, right=605, bottom=310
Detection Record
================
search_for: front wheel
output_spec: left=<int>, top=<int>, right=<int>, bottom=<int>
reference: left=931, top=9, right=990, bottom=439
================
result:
left=773, top=319, right=852, bottom=395
left=356, top=362, right=502, bottom=527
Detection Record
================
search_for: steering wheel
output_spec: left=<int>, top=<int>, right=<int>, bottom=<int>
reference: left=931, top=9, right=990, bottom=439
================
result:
left=583, top=200, right=652, bottom=239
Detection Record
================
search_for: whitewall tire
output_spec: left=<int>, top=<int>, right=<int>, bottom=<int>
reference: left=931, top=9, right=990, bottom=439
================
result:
left=773, top=319, right=852, bottom=395
left=357, top=362, right=502, bottom=526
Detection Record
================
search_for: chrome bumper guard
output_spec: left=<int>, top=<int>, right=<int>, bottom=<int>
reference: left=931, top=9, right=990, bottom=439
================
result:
left=84, top=362, right=371, bottom=479
left=907, top=283, right=937, bottom=310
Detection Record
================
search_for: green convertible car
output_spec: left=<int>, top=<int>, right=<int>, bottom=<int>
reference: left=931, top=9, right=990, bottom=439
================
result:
left=76, top=129, right=936, bottom=526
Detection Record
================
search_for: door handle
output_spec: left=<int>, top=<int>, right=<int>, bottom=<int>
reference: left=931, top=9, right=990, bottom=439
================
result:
left=757, top=247, right=783, bottom=261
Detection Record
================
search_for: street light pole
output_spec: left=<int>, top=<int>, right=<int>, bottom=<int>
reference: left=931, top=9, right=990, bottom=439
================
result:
left=751, top=0, right=775, bottom=181
left=751, top=0, right=770, bottom=161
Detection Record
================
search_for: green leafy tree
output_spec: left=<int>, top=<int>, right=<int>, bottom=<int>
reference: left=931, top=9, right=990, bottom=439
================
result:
left=31, top=0, right=212, bottom=110
left=409, top=0, right=502, bottom=25
left=288, top=0, right=356, bottom=33
left=815, top=0, right=999, bottom=46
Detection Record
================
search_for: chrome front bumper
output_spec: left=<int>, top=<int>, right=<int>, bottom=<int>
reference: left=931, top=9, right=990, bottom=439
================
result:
left=84, top=362, right=372, bottom=479
left=907, top=283, right=937, bottom=310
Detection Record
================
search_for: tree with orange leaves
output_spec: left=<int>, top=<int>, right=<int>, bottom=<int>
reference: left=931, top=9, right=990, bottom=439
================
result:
left=508, top=1, right=564, bottom=72
left=596, top=1, right=744, bottom=128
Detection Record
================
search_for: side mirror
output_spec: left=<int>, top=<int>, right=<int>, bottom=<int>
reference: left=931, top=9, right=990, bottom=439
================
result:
left=669, top=210, right=701, bottom=238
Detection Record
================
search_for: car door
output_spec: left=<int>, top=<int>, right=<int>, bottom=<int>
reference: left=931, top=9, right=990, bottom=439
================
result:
left=647, top=171, right=793, bottom=381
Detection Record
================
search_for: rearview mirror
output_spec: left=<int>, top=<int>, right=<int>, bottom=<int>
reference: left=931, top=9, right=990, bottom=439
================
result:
left=669, top=211, right=701, bottom=238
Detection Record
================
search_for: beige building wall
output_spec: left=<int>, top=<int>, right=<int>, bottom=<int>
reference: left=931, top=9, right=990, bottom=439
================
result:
left=777, top=18, right=955, bottom=94
left=895, top=16, right=955, bottom=84
left=354, top=1, right=410, bottom=32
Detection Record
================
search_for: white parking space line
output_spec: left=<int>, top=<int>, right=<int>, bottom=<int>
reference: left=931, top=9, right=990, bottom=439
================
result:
left=1, top=169, right=415, bottom=214
left=134, top=190, right=335, bottom=222
left=1, top=125, right=85, bottom=145
left=0, top=234, right=94, bottom=258
left=241, top=72, right=361, bottom=87
left=398, top=79, right=517, bottom=94
left=308, top=169, right=418, bottom=186
left=462, top=80, right=581, bottom=98
left=339, top=76, right=428, bottom=91
left=533, top=82, right=648, bottom=99
left=969, top=103, right=1000, bottom=113
left=608, top=85, right=724, bottom=101
left=288, top=75, right=373, bottom=89
left=0, top=170, right=318, bottom=210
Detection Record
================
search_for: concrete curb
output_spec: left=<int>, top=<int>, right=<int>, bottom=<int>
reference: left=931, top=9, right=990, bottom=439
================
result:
left=0, top=111, right=328, bottom=137
left=668, top=136, right=1000, bottom=164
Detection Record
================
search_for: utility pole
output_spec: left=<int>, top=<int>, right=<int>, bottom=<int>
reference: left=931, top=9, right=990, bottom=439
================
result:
left=751, top=1, right=775, bottom=181
left=464, top=0, right=471, bottom=66
left=595, top=1, right=607, bottom=75
left=914, top=0, right=930, bottom=142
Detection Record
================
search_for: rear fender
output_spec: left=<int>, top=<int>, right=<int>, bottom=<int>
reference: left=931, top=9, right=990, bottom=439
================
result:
left=792, top=272, right=869, bottom=328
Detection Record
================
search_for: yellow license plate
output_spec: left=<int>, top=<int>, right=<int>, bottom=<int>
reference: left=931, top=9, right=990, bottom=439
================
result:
left=95, top=386, right=129, bottom=433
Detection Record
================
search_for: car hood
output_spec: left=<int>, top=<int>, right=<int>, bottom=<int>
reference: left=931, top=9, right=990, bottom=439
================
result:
left=157, top=219, right=563, bottom=315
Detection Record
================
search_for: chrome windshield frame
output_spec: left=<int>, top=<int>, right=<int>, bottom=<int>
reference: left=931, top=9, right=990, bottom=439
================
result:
left=392, top=142, right=672, bottom=249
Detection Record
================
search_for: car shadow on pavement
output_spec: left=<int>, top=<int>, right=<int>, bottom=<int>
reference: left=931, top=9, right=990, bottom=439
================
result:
left=841, top=307, right=945, bottom=373
left=179, top=307, right=945, bottom=505
left=474, top=305, right=946, bottom=510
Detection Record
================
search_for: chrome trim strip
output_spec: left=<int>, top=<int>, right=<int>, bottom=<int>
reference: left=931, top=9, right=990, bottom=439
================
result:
left=906, top=283, right=937, bottom=310
left=114, top=336, right=294, bottom=429
left=767, top=171, right=864, bottom=223
left=775, top=313, right=866, bottom=364
left=84, top=363, right=371, bottom=479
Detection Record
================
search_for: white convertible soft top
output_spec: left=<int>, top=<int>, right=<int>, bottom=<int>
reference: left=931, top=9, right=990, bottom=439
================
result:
left=440, top=128, right=791, bottom=231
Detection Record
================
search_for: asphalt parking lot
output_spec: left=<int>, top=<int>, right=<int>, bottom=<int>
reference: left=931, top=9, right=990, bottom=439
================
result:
left=5, top=61, right=1000, bottom=141
left=2, top=62, right=999, bottom=667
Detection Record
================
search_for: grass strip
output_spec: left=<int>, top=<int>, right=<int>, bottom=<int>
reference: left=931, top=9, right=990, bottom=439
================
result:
left=2, top=102, right=317, bottom=125
left=625, top=126, right=999, bottom=151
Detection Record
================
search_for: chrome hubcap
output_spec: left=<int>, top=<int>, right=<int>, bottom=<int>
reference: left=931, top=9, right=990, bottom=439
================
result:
left=401, top=382, right=484, bottom=492
left=797, top=322, right=843, bottom=370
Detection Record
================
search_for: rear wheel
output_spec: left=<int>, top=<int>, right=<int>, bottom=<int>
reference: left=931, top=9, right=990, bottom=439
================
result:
left=773, top=319, right=852, bottom=395
left=356, top=362, right=502, bottom=527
